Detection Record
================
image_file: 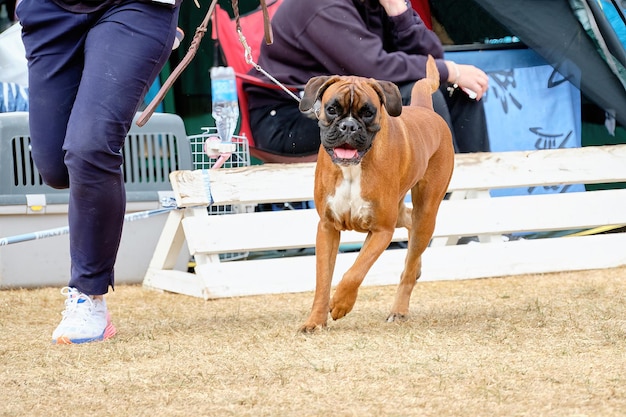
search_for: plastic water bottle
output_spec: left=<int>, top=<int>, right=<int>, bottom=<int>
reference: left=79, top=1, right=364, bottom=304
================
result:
left=210, top=66, right=239, bottom=142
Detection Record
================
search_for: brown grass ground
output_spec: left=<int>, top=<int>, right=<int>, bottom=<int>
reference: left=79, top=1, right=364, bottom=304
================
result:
left=1, top=266, right=625, bottom=417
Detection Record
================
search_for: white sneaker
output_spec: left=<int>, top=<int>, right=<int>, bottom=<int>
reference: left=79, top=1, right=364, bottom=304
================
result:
left=51, top=287, right=117, bottom=345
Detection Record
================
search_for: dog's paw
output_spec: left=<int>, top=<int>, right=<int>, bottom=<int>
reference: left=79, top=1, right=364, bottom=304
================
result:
left=299, top=311, right=329, bottom=333
left=329, top=286, right=358, bottom=320
left=385, top=313, right=409, bottom=323
left=329, top=299, right=356, bottom=321
left=298, top=321, right=327, bottom=333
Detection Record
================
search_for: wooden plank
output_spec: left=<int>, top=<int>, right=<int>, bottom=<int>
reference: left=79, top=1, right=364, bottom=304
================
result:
left=190, top=233, right=626, bottom=299
left=170, top=163, right=316, bottom=207
left=168, top=145, right=626, bottom=207
left=419, top=232, right=626, bottom=282
left=145, top=209, right=187, bottom=270
left=182, top=209, right=315, bottom=254
left=169, top=170, right=213, bottom=208
left=177, top=188, right=626, bottom=254
left=143, top=269, right=207, bottom=299
left=435, top=188, right=626, bottom=237
left=448, top=144, right=626, bottom=191
left=182, top=208, right=407, bottom=254
left=208, top=162, right=316, bottom=204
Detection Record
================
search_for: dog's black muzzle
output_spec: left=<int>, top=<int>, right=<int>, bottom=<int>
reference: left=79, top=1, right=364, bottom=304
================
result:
left=320, top=117, right=376, bottom=165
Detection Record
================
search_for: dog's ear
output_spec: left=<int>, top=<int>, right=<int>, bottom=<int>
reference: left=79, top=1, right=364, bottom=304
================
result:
left=371, top=80, right=403, bottom=117
left=299, top=75, right=339, bottom=115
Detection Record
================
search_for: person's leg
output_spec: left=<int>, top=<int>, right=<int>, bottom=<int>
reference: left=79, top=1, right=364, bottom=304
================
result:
left=399, top=81, right=489, bottom=153
left=249, top=104, right=321, bottom=156
left=20, top=0, right=178, bottom=344
left=19, top=0, right=112, bottom=344
left=23, top=1, right=178, bottom=296
left=18, top=0, right=86, bottom=189
left=445, top=87, right=490, bottom=153
left=64, top=2, right=179, bottom=296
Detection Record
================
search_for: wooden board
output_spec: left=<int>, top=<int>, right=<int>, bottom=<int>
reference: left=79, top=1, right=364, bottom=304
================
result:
left=145, top=232, right=626, bottom=299
left=177, top=188, right=626, bottom=254
left=168, top=144, right=626, bottom=207
left=449, top=144, right=626, bottom=190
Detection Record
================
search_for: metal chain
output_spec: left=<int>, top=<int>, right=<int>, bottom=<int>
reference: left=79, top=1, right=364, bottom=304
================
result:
left=231, top=0, right=301, bottom=103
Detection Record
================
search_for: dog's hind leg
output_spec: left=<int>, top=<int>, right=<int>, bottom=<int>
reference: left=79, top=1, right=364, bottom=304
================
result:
left=387, top=129, right=454, bottom=322
left=387, top=182, right=446, bottom=322
left=395, top=201, right=412, bottom=229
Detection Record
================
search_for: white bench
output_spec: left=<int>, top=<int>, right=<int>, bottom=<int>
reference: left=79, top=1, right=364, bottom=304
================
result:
left=143, top=144, right=626, bottom=299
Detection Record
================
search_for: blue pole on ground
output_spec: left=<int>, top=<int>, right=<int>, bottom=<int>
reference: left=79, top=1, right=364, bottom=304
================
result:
left=0, top=207, right=175, bottom=246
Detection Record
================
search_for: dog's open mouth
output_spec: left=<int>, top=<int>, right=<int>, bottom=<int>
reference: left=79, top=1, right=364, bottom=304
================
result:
left=334, top=145, right=359, bottom=159
left=328, top=144, right=365, bottom=164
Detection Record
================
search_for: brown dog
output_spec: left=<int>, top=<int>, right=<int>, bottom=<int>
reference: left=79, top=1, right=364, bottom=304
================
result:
left=298, top=56, right=455, bottom=332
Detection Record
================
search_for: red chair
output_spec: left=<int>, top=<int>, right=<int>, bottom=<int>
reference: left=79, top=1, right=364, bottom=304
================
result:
left=212, top=0, right=318, bottom=163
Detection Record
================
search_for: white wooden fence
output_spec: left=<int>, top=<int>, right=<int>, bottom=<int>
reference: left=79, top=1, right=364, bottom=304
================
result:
left=143, top=144, right=626, bottom=299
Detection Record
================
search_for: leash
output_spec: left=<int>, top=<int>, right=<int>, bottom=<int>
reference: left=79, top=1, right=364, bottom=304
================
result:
left=137, top=0, right=220, bottom=127
left=232, top=0, right=301, bottom=103
left=137, top=0, right=299, bottom=128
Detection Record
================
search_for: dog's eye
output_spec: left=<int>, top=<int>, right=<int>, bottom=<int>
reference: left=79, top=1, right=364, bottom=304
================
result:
left=326, top=105, right=341, bottom=117
left=360, top=108, right=375, bottom=120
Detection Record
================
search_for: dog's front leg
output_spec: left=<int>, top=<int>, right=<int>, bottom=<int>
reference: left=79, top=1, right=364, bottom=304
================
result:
left=330, top=229, right=394, bottom=320
left=299, top=220, right=341, bottom=332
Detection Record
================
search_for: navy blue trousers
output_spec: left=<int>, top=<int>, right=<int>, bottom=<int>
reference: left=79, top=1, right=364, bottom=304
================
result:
left=400, top=83, right=491, bottom=153
left=17, top=0, right=179, bottom=295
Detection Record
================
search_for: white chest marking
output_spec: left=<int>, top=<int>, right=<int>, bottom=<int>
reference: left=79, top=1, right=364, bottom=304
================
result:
left=327, top=165, right=372, bottom=222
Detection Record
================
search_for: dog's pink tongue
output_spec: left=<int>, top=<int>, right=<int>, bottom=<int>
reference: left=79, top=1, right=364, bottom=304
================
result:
left=334, top=147, right=358, bottom=159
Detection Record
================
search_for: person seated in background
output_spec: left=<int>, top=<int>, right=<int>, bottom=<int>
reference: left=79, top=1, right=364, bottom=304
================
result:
left=244, top=0, right=491, bottom=157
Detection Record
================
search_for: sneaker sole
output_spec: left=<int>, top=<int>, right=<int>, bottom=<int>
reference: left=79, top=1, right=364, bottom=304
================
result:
left=52, top=322, right=117, bottom=345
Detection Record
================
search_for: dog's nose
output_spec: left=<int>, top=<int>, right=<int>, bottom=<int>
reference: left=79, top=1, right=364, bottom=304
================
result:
left=339, top=118, right=360, bottom=134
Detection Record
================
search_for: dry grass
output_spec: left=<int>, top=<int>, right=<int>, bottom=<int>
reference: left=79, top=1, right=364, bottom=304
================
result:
left=1, top=266, right=626, bottom=417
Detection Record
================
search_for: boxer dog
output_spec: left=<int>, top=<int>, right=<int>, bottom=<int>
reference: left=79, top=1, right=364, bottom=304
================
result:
left=298, top=56, right=455, bottom=332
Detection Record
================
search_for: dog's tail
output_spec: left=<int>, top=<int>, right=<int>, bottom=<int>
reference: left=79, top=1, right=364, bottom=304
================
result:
left=410, top=55, right=440, bottom=110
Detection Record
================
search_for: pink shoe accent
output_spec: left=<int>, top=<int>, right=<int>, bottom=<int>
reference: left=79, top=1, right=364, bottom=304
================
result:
left=103, top=312, right=117, bottom=340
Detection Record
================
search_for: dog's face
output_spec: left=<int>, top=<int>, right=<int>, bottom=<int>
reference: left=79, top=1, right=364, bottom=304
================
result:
left=300, top=76, right=403, bottom=165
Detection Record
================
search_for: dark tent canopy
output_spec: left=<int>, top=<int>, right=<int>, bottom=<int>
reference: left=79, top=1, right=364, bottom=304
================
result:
left=431, top=0, right=626, bottom=128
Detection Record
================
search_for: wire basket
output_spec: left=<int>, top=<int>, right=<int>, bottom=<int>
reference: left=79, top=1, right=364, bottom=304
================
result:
left=189, top=128, right=251, bottom=169
left=188, top=128, right=254, bottom=261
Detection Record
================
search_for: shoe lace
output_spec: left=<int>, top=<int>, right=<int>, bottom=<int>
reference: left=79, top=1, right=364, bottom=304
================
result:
left=60, top=287, right=94, bottom=318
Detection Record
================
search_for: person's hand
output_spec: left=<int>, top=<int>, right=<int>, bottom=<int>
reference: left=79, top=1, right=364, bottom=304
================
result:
left=379, top=0, right=409, bottom=16
left=446, top=61, right=489, bottom=101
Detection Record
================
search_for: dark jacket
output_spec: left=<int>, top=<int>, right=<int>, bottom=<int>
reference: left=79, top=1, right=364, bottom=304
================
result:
left=245, top=0, right=448, bottom=109
left=52, top=0, right=180, bottom=13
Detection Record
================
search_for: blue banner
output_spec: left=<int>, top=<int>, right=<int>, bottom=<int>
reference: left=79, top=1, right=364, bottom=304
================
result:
left=447, top=47, right=584, bottom=197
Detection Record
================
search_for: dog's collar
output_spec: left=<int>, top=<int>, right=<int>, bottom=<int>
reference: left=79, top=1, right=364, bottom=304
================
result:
left=314, top=101, right=322, bottom=120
